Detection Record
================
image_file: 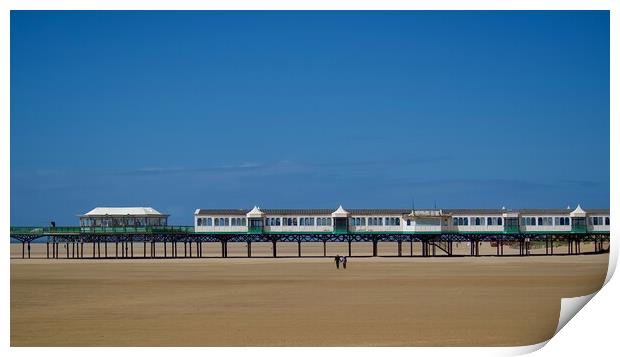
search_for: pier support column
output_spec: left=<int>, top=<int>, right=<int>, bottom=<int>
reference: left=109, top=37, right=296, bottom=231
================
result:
left=372, top=239, right=378, bottom=257
left=184, top=242, right=187, bottom=257
left=104, top=241, right=107, bottom=258
left=46, top=241, right=50, bottom=259
left=21, top=242, right=25, bottom=259
left=144, top=241, right=147, bottom=258
left=272, top=240, right=277, bottom=258
left=550, top=238, right=554, bottom=255
left=27, top=242, right=31, bottom=259
left=189, top=241, right=193, bottom=258
left=298, top=241, right=301, bottom=257
left=97, top=242, right=101, bottom=258
left=545, top=237, right=549, bottom=255
left=131, top=241, right=134, bottom=258
left=323, top=240, right=327, bottom=257
left=221, top=241, right=226, bottom=258
left=115, top=241, right=118, bottom=258
left=410, top=238, right=414, bottom=256
left=398, top=240, right=402, bottom=257
left=247, top=241, right=252, bottom=257
left=348, top=240, right=352, bottom=257
left=164, top=242, right=167, bottom=257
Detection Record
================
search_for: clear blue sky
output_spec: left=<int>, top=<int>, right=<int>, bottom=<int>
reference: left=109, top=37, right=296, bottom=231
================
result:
left=10, top=11, right=609, bottom=225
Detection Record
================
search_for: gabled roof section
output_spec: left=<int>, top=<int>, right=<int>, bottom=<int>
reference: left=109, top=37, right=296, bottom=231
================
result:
left=247, top=206, right=265, bottom=218
left=332, top=205, right=350, bottom=217
left=570, top=204, right=587, bottom=217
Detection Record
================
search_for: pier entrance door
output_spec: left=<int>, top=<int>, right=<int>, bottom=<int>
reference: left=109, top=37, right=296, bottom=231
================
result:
left=333, top=218, right=348, bottom=234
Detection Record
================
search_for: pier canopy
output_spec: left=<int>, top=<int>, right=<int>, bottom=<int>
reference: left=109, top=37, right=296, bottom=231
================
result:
left=79, top=207, right=169, bottom=228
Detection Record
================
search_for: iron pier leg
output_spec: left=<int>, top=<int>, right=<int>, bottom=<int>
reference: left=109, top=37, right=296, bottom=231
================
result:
left=97, top=242, right=101, bottom=258
left=221, top=241, right=226, bottom=258
left=248, top=241, right=252, bottom=257
left=272, top=240, right=277, bottom=258
left=189, top=242, right=193, bottom=258
left=298, top=241, right=301, bottom=257
left=21, top=242, right=25, bottom=259
left=546, top=238, right=549, bottom=255
left=164, top=242, right=167, bottom=258
left=323, top=241, right=327, bottom=257
left=410, top=239, right=414, bottom=256
left=348, top=241, right=352, bottom=257
left=46, top=241, right=50, bottom=259
left=398, top=240, right=402, bottom=257
left=131, top=241, right=133, bottom=257
left=372, top=239, right=378, bottom=257
left=184, top=242, right=187, bottom=257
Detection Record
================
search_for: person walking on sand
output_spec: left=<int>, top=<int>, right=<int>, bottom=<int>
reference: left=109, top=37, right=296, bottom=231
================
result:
left=335, top=254, right=341, bottom=269
left=343, top=256, right=347, bottom=269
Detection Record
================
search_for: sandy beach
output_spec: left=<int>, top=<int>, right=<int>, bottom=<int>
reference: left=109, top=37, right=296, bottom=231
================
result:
left=10, top=251, right=608, bottom=346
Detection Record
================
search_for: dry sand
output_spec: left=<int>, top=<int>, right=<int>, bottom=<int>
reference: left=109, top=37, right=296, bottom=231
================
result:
left=10, top=251, right=608, bottom=347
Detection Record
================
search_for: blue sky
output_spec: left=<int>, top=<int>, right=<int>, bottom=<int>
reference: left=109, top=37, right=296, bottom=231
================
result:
left=11, top=11, right=609, bottom=225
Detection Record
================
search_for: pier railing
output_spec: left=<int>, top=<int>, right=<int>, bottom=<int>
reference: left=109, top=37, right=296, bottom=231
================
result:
left=10, top=226, right=195, bottom=235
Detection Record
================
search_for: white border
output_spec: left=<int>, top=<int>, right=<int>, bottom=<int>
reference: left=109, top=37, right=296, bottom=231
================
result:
left=2, top=1, right=615, bottom=357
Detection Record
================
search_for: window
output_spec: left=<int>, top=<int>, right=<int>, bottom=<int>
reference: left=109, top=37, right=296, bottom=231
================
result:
left=458, top=217, right=463, bottom=225
left=498, top=217, right=502, bottom=226
left=463, top=217, right=469, bottom=225
left=205, top=218, right=211, bottom=226
left=197, top=218, right=202, bottom=226
left=214, top=218, right=220, bottom=226
left=605, top=217, right=610, bottom=225
left=475, top=217, right=481, bottom=226
left=293, top=218, right=298, bottom=226
left=487, top=217, right=492, bottom=225
left=395, top=218, right=400, bottom=225
left=361, top=217, right=366, bottom=226
left=224, top=218, right=229, bottom=226
left=408, top=219, right=412, bottom=226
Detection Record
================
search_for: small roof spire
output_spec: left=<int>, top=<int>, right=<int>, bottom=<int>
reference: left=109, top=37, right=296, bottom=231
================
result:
left=331, top=205, right=350, bottom=217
